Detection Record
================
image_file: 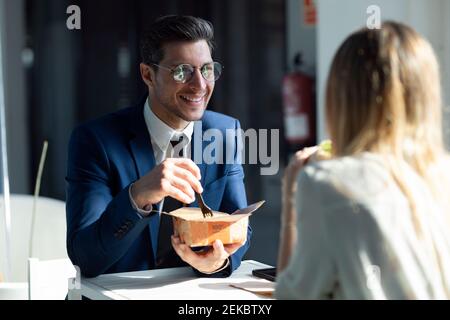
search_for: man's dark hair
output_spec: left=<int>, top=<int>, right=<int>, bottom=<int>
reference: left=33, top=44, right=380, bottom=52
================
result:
left=140, top=15, right=215, bottom=66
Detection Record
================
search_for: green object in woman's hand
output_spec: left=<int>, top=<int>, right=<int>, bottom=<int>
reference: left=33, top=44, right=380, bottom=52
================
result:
left=316, top=140, right=333, bottom=160
left=320, top=139, right=332, bottom=153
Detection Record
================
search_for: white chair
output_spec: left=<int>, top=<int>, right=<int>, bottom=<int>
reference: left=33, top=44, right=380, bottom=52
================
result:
left=0, top=194, right=69, bottom=299
left=28, top=258, right=79, bottom=300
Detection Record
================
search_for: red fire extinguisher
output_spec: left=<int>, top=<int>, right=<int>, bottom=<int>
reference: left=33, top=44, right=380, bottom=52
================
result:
left=282, top=53, right=316, bottom=150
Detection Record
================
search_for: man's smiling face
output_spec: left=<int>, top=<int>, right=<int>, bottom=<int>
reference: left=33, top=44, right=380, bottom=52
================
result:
left=147, top=40, right=215, bottom=129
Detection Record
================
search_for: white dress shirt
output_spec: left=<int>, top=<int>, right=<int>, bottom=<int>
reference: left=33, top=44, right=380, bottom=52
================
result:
left=275, top=152, right=450, bottom=299
left=129, top=99, right=194, bottom=216
left=143, top=99, right=194, bottom=165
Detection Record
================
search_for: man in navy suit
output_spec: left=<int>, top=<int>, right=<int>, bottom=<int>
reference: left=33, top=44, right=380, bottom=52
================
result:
left=66, top=15, right=251, bottom=278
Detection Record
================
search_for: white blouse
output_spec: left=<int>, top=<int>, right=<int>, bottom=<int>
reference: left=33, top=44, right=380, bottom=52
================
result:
left=275, top=153, right=450, bottom=299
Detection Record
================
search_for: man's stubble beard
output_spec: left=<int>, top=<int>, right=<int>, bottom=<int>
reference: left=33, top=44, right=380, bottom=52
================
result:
left=167, top=100, right=208, bottom=122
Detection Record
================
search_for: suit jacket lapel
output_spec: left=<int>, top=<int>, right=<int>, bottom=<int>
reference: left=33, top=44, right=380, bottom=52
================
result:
left=128, top=102, right=156, bottom=179
left=128, top=97, right=159, bottom=261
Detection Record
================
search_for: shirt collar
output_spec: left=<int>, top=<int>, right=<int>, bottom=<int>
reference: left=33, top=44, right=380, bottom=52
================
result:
left=143, top=99, right=194, bottom=153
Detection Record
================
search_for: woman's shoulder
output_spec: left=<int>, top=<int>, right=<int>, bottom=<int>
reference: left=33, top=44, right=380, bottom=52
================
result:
left=303, top=152, right=387, bottom=183
left=298, top=153, right=394, bottom=208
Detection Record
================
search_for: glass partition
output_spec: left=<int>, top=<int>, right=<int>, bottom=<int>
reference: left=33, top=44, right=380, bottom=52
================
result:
left=0, top=0, right=12, bottom=282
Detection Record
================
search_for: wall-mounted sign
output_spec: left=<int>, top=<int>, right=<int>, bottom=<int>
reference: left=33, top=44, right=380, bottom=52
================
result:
left=303, top=0, right=317, bottom=26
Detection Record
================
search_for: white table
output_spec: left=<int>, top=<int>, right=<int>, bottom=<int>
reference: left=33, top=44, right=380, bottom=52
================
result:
left=71, top=260, right=274, bottom=300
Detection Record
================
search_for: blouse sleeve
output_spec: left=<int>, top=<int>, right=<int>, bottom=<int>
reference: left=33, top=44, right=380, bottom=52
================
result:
left=275, top=167, right=337, bottom=299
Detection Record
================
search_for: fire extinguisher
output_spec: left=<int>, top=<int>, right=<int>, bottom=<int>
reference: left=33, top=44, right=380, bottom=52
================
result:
left=282, top=52, right=316, bottom=152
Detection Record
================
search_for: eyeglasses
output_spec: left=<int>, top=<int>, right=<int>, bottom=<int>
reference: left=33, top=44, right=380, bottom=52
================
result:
left=151, top=62, right=223, bottom=83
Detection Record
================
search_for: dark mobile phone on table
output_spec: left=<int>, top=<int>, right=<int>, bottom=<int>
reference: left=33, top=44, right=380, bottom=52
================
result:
left=252, top=267, right=277, bottom=282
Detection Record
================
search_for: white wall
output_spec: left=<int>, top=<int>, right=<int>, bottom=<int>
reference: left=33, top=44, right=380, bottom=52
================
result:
left=441, top=0, right=450, bottom=148
left=316, top=0, right=450, bottom=145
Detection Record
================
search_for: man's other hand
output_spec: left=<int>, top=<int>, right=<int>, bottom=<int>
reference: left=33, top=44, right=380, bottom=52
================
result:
left=171, top=236, right=244, bottom=274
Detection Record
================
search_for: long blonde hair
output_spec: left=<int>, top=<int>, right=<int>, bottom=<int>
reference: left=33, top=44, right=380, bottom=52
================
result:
left=326, top=21, right=449, bottom=219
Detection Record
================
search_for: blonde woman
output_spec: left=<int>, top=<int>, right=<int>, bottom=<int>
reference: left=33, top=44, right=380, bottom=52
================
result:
left=275, top=21, right=450, bottom=299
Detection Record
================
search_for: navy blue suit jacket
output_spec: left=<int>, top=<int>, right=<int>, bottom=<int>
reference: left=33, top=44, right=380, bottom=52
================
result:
left=66, top=97, right=251, bottom=277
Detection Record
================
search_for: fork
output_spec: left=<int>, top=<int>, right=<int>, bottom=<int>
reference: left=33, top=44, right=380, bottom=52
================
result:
left=196, top=192, right=214, bottom=218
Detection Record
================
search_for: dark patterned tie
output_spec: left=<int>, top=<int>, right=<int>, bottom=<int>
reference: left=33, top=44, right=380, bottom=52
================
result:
left=155, top=135, right=188, bottom=268
left=169, top=135, right=186, bottom=158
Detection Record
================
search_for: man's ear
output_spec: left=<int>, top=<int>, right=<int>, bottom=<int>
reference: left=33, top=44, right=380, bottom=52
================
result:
left=140, top=63, right=155, bottom=88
